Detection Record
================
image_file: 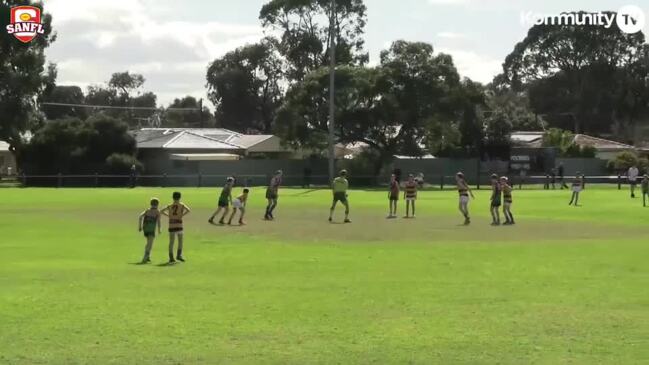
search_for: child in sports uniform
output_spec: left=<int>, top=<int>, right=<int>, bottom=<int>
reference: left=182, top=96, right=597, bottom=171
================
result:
left=568, top=173, right=584, bottom=206
left=642, top=175, right=649, bottom=207
left=490, top=174, right=502, bottom=226
left=404, top=174, right=418, bottom=218
left=228, top=188, right=250, bottom=225
left=456, top=172, right=474, bottom=225
left=329, top=170, right=351, bottom=223
left=265, top=170, right=283, bottom=220
left=387, top=174, right=400, bottom=219
left=209, top=177, right=234, bottom=225
left=501, top=177, right=515, bottom=225
left=161, top=192, right=191, bottom=263
left=138, top=198, right=161, bottom=263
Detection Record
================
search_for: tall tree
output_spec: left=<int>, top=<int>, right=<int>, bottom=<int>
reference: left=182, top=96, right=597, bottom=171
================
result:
left=0, top=0, right=56, bottom=153
left=164, top=96, right=211, bottom=128
left=259, top=0, right=368, bottom=81
left=41, top=85, right=87, bottom=120
left=501, top=12, right=648, bottom=134
left=206, top=40, right=284, bottom=133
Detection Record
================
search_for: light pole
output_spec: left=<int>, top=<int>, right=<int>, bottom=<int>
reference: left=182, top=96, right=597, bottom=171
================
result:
left=328, top=0, right=336, bottom=183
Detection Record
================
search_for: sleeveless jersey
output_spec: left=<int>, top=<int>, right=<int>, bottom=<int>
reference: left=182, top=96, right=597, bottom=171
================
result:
left=142, top=209, right=158, bottom=234
left=405, top=182, right=417, bottom=199
left=167, top=202, right=185, bottom=231
left=503, top=185, right=513, bottom=203
left=458, top=181, right=468, bottom=196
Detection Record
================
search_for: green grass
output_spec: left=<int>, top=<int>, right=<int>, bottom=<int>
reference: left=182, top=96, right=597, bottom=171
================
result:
left=1, top=187, right=649, bottom=364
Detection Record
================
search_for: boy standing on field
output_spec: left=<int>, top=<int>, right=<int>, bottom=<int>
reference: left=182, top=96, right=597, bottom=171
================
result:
left=628, top=165, right=639, bottom=198
left=387, top=174, right=400, bottom=219
left=456, top=172, right=474, bottom=225
left=501, top=177, right=515, bottom=225
left=265, top=170, right=283, bottom=221
left=161, top=192, right=191, bottom=263
left=642, top=175, right=649, bottom=207
left=404, top=174, right=418, bottom=218
left=568, top=173, right=584, bottom=206
left=329, top=170, right=351, bottom=223
left=138, top=198, right=161, bottom=263
left=209, top=177, right=234, bottom=225
left=228, top=188, right=250, bottom=225
left=490, top=174, right=502, bottom=226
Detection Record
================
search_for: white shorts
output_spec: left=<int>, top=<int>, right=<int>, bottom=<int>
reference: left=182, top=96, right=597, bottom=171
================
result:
left=572, top=186, right=582, bottom=193
left=406, top=197, right=416, bottom=202
left=232, top=199, right=244, bottom=209
left=459, top=196, right=470, bottom=204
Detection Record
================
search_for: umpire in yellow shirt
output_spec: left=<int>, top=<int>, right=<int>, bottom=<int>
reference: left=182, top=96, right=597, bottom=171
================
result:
left=329, top=170, right=351, bottom=223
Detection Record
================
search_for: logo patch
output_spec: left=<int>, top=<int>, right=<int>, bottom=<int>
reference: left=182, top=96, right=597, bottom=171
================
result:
left=6, top=6, right=45, bottom=43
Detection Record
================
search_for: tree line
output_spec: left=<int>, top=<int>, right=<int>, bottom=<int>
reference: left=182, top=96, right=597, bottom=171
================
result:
left=1, top=0, right=648, bottom=175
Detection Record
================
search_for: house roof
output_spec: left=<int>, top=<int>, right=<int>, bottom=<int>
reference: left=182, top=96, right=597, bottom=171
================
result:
left=0, top=141, right=9, bottom=151
left=511, top=131, right=634, bottom=151
left=132, top=128, right=276, bottom=151
left=572, top=134, right=634, bottom=151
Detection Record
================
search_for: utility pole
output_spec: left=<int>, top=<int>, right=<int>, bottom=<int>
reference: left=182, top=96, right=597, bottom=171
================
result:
left=328, top=0, right=336, bottom=183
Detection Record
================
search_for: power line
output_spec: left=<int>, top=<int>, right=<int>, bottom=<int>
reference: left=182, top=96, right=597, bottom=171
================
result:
left=41, top=102, right=201, bottom=112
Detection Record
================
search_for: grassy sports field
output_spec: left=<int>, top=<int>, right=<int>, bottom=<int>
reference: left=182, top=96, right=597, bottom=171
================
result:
left=1, top=186, right=648, bottom=364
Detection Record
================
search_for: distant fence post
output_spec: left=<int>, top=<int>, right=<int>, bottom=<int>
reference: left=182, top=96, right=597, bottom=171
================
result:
left=57, top=173, right=63, bottom=188
left=163, top=173, right=167, bottom=187
left=440, top=175, right=444, bottom=190
left=94, top=172, right=99, bottom=187
left=198, top=173, right=202, bottom=188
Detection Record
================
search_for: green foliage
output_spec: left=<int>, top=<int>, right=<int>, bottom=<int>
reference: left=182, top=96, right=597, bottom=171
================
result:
left=164, top=96, right=211, bottom=128
left=206, top=40, right=284, bottom=133
left=105, top=153, right=142, bottom=174
left=607, top=151, right=647, bottom=172
left=500, top=13, right=649, bottom=134
left=0, top=0, right=56, bottom=151
left=483, top=110, right=513, bottom=146
left=20, top=114, right=138, bottom=174
left=42, top=85, right=88, bottom=120
left=542, top=128, right=598, bottom=157
left=259, top=0, right=368, bottom=81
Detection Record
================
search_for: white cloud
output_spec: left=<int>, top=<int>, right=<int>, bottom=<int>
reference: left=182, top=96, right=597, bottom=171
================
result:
left=427, top=0, right=469, bottom=5
left=45, top=0, right=264, bottom=107
left=437, top=48, right=502, bottom=84
left=436, top=32, right=467, bottom=39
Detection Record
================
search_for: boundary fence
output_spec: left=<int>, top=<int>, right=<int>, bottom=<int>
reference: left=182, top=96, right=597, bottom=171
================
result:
left=0, top=173, right=636, bottom=190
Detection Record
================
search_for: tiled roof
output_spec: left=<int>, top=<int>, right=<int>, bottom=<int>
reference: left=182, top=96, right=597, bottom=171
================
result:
left=132, top=128, right=276, bottom=151
left=0, top=141, right=9, bottom=151
left=573, top=134, right=634, bottom=150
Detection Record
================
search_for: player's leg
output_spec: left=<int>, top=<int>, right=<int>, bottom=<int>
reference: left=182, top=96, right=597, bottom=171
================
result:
left=412, top=200, right=416, bottom=218
left=463, top=200, right=471, bottom=224
left=644, top=192, right=647, bottom=207
left=343, top=199, right=351, bottom=223
left=329, top=199, right=338, bottom=221
left=209, top=207, right=222, bottom=223
left=264, top=198, right=272, bottom=219
left=574, top=192, right=580, bottom=206
left=239, top=207, right=246, bottom=225
left=569, top=192, right=575, bottom=205
left=269, top=198, right=278, bottom=219
left=143, top=236, right=154, bottom=263
left=405, top=200, right=410, bottom=218
left=168, top=233, right=176, bottom=263
left=176, top=233, right=184, bottom=262
left=219, top=207, right=229, bottom=224
left=227, top=208, right=237, bottom=225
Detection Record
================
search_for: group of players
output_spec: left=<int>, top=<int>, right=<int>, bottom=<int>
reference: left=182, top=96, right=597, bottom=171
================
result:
left=136, top=165, right=649, bottom=264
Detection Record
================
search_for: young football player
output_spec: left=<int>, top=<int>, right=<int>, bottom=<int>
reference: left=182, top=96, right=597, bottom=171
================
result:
left=228, top=188, right=250, bottom=225
left=161, top=192, right=191, bottom=263
left=628, top=165, right=639, bottom=198
left=209, top=177, right=234, bottom=225
left=490, top=173, right=502, bottom=226
left=265, top=170, right=283, bottom=220
left=568, top=173, right=584, bottom=206
left=138, top=198, right=161, bottom=263
left=404, top=174, right=418, bottom=218
left=456, top=172, right=475, bottom=225
left=501, top=177, right=515, bottom=225
left=329, top=170, right=351, bottom=223
left=387, top=174, right=400, bottom=219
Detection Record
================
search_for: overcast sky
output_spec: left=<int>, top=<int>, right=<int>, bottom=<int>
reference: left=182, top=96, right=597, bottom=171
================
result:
left=44, top=0, right=649, bottom=108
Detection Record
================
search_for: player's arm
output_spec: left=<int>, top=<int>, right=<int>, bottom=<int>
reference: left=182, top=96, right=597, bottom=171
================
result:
left=156, top=212, right=162, bottom=234
left=466, top=183, right=475, bottom=199
left=182, top=204, right=191, bottom=216
left=138, top=211, right=145, bottom=231
left=160, top=205, right=170, bottom=216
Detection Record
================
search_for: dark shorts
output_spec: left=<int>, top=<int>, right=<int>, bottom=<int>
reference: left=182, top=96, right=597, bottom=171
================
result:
left=266, top=189, right=278, bottom=200
left=491, top=201, right=502, bottom=208
left=218, top=198, right=229, bottom=208
left=333, top=192, right=348, bottom=204
left=143, top=231, right=155, bottom=238
left=629, top=179, right=638, bottom=186
left=168, top=227, right=183, bottom=233
left=389, top=194, right=399, bottom=201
